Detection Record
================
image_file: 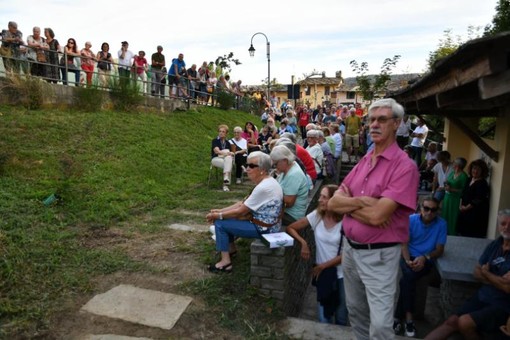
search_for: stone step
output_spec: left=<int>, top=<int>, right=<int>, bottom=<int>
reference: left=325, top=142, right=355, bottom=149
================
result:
left=280, top=317, right=409, bottom=339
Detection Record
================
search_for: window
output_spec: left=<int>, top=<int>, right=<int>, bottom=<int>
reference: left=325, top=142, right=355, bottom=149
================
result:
left=325, top=86, right=330, bottom=96
left=305, top=87, right=311, bottom=95
left=346, top=91, right=355, bottom=99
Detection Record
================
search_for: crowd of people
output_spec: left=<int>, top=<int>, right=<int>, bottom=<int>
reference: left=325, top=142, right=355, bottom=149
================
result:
left=206, top=96, right=507, bottom=339
left=0, top=21, right=246, bottom=103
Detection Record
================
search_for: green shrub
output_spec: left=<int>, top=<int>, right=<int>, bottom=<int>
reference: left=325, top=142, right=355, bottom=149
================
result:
left=109, top=81, right=143, bottom=112
left=1, top=75, right=49, bottom=110
left=216, top=90, right=235, bottom=110
left=73, top=86, right=104, bottom=112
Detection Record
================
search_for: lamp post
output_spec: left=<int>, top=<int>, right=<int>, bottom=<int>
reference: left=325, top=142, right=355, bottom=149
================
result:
left=248, top=32, right=270, bottom=100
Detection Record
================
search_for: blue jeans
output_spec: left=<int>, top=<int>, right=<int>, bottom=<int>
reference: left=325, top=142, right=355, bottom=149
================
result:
left=395, top=257, right=433, bottom=319
left=214, top=218, right=262, bottom=252
left=317, top=277, right=349, bottom=326
left=61, top=66, right=80, bottom=86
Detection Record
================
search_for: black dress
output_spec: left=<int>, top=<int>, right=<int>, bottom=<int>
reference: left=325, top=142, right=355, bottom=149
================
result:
left=457, top=178, right=490, bottom=238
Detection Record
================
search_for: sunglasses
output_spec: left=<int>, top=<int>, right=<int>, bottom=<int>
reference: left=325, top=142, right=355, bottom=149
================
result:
left=422, top=206, right=438, bottom=213
left=246, top=163, right=259, bottom=169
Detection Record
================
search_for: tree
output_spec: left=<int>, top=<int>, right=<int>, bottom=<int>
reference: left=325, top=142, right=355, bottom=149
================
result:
left=426, top=27, right=482, bottom=70
left=214, top=52, right=241, bottom=76
left=349, top=55, right=401, bottom=103
left=485, top=0, right=510, bottom=35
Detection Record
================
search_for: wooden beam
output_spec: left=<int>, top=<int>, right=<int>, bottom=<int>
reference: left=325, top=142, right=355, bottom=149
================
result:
left=478, top=69, right=510, bottom=100
left=446, top=115, right=499, bottom=162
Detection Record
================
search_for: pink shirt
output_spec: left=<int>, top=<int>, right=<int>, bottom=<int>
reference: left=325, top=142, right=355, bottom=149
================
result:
left=341, top=142, right=419, bottom=244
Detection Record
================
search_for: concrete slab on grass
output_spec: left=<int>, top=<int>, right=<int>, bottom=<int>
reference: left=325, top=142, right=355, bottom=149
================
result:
left=80, top=284, right=192, bottom=331
left=166, top=223, right=210, bottom=233
left=78, top=335, right=152, bottom=340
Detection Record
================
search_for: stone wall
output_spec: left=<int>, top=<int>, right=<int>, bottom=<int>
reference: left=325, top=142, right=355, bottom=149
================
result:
left=0, top=77, right=189, bottom=112
left=439, top=279, right=480, bottom=319
left=250, top=181, right=322, bottom=316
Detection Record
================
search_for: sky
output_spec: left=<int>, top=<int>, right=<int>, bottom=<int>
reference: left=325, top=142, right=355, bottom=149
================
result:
left=1, top=0, right=499, bottom=85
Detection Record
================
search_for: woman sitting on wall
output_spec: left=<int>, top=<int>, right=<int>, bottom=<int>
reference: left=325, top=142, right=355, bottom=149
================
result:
left=206, top=151, right=283, bottom=273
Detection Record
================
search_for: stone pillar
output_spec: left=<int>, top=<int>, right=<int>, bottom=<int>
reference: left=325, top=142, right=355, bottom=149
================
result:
left=250, top=240, right=286, bottom=302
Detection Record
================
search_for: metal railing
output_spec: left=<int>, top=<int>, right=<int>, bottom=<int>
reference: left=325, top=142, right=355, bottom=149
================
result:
left=0, top=41, right=224, bottom=106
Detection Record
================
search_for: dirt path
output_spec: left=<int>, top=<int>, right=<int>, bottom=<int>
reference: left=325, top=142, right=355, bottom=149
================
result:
left=45, top=226, right=242, bottom=340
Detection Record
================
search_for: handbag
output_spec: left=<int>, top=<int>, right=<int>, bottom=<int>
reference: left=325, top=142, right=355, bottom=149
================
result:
left=0, top=45, right=12, bottom=57
left=36, top=50, right=46, bottom=63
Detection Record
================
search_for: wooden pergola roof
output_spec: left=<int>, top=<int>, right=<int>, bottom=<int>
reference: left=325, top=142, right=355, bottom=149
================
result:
left=391, top=31, right=510, bottom=161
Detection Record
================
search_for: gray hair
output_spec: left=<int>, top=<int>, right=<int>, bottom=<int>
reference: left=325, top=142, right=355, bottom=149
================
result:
left=248, top=151, right=272, bottom=172
left=280, top=132, right=296, bottom=143
left=307, top=130, right=319, bottom=138
left=317, top=130, right=325, bottom=139
left=498, top=209, right=510, bottom=220
left=270, top=145, right=296, bottom=163
left=233, top=126, right=243, bottom=133
left=8, top=21, right=18, bottom=29
left=275, top=138, right=296, bottom=155
left=368, top=98, right=405, bottom=119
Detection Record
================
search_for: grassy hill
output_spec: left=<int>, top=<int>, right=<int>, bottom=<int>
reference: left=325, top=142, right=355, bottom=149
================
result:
left=0, top=105, right=270, bottom=337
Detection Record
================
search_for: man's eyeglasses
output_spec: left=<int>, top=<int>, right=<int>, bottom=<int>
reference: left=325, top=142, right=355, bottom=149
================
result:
left=246, top=163, right=259, bottom=169
left=422, top=206, right=438, bottom=213
left=369, top=116, right=396, bottom=124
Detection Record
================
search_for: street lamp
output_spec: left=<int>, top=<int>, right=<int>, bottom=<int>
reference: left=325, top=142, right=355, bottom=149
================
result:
left=248, top=32, right=270, bottom=100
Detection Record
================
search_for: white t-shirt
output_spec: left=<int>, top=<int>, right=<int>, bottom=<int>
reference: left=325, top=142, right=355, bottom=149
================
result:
left=117, top=49, right=135, bottom=69
left=229, top=137, right=247, bottom=155
left=307, top=210, right=343, bottom=279
left=432, top=162, right=453, bottom=187
left=243, top=177, right=283, bottom=232
left=411, top=125, right=428, bottom=147
left=306, top=143, right=324, bottom=175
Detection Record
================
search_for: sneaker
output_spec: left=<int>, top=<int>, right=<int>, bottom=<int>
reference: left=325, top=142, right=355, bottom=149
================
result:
left=236, top=178, right=242, bottom=185
left=223, top=178, right=230, bottom=185
left=393, top=320, right=403, bottom=335
left=405, top=321, right=416, bottom=337
left=222, top=185, right=229, bottom=192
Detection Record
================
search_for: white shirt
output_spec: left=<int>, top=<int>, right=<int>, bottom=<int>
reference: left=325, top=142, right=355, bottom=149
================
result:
left=332, top=133, right=342, bottom=158
left=432, top=162, right=453, bottom=187
left=411, top=125, right=428, bottom=147
left=307, top=210, right=343, bottom=278
left=117, top=49, right=135, bottom=69
left=306, top=143, right=324, bottom=175
left=397, top=118, right=411, bottom=137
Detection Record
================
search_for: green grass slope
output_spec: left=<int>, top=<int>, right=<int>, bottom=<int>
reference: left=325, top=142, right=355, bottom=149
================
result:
left=0, top=105, right=260, bottom=336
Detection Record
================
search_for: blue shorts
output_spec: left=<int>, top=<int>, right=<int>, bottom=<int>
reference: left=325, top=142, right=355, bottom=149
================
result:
left=457, top=294, right=509, bottom=333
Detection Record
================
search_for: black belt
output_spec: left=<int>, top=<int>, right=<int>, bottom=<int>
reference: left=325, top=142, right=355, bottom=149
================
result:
left=346, top=237, right=399, bottom=250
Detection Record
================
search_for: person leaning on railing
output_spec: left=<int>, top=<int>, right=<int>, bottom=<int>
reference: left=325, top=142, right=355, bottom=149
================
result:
left=80, top=41, right=96, bottom=87
left=43, top=28, right=60, bottom=84
left=1, top=21, right=24, bottom=74
left=96, top=42, right=113, bottom=88
left=61, top=38, right=81, bottom=86
left=26, top=26, right=48, bottom=78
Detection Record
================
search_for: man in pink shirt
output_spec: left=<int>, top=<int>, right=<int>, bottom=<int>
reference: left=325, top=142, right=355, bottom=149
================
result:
left=329, top=98, right=419, bottom=340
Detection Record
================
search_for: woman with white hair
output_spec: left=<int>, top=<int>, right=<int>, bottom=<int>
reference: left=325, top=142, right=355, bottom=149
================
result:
left=229, top=126, right=248, bottom=184
left=211, top=124, right=234, bottom=192
left=306, top=129, right=324, bottom=179
left=270, top=145, right=309, bottom=225
left=206, top=151, right=283, bottom=273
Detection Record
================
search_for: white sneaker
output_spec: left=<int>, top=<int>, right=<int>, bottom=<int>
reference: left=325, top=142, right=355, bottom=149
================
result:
left=236, top=178, right=242, bottom=184
left=223, top=185, right=229, bottom=192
